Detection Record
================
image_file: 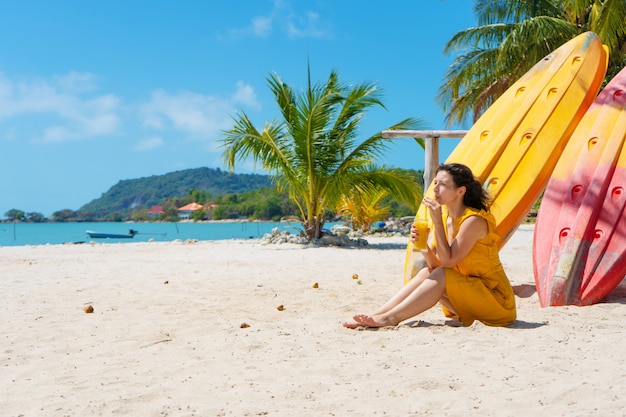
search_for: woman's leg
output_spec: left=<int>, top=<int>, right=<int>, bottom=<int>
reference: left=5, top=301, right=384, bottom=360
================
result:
left=370, top=267, right=431, bottom=316
left=342, top=267, right=430, bottom=329
left=438, top=293, right=458, bottom=317
left=354, top=267, right=447, bottom=327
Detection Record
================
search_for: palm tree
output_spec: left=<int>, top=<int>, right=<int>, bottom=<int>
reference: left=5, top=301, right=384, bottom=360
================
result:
left=336, top=187, right=391, bottom=233
left=438, top=0, right=626, bottom=126
left=221, top=69, right=424, bottom=240
left=567, top=0, right=626, bottom=78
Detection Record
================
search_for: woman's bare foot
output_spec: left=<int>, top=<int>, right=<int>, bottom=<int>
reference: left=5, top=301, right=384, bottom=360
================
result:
left=342, top=321, right=363, bottom=329
left=353, top=314, right=391, bottom=328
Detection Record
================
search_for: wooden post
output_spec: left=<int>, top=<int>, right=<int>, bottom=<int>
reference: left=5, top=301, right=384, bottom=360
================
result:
left=424, top=136, right=439, bottom=191
left=381, top=130, right=468, bottom=189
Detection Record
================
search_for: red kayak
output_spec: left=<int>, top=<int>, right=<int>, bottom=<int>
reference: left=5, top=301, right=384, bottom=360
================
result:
left=533, top=65, right=626, bottom=306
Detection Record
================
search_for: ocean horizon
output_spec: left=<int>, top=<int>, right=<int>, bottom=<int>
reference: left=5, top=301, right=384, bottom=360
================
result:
left=0, top=220, right=330, bottom=247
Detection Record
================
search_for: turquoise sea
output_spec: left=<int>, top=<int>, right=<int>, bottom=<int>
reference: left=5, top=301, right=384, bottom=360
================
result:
left=0, top=221, right=329, bottom=247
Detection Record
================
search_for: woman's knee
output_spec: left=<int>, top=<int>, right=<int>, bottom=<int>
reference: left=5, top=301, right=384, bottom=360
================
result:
left=429, top=267, right=447, bottom=283
left=412, top=267, right=445, bottom=288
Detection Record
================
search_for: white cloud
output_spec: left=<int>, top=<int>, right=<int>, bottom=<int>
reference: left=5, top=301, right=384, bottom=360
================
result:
left=252, top=16, right=273, bottom=37
left=139, top=82, right=261, bottom=142
left=231, top=81, right=260, bottom=109
left=285, top=11, right=328, bottom=38
left=0, top=71, right=121, bottom=143
left=140, top=89, right=231, bottom=134
left=53, top=71, right=98, bottom=94
left=135, top=136, right=165, bottom=151
left=0, top=71, right=260, bottom=151
left=227, top=0, right=331, bottom=40
left=142, top=114, right=164, bottom=130
left=42, top=125, right=72, bottom=142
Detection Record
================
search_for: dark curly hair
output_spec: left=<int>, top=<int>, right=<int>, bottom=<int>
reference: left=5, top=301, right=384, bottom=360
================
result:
left=437, top=163, right=490, bottom=211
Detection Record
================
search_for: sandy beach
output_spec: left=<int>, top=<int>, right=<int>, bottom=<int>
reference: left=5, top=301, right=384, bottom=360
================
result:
left=2, top=225, right=625, bottom=416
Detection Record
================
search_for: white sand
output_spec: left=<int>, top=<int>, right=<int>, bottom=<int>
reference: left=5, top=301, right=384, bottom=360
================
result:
left=2, top=225, right=625, bottom=416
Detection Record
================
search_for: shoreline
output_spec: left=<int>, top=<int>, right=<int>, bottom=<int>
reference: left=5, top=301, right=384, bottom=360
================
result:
left=2, top=225, right=625, bottom=415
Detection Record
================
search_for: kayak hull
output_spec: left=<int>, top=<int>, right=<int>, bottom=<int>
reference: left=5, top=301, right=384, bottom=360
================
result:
left=405, top=32, right=607, bottom=284
left=533, top=65, right=626, bottom=306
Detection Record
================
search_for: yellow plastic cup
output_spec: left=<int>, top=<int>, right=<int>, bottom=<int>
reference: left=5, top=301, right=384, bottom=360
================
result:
left=413, top=218, right=429, bottom=252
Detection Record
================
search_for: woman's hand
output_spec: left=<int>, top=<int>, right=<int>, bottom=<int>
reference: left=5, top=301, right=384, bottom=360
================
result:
left=422, top=197, right=442, bottom=222
left=412, top=222, right=440, bottom=268
left=409, top=223, right=418, bottom=243
left=409, top=223, right=429, bottom=244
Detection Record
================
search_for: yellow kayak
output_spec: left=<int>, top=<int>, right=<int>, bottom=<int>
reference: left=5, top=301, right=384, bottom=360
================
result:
left=404, top=32, right=607, bottom=284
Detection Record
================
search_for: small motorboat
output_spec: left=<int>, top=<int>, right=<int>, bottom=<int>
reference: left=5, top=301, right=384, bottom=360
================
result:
left=86, top=229, right=138, bottom=239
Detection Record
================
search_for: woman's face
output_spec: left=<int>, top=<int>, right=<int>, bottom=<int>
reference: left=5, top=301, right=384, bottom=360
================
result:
left=433, top=170, right=463, bottom=205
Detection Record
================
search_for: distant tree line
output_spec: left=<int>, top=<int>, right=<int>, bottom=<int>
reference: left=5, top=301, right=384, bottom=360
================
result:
left=2, top=169, right=423, bottom=224
left=3, top=209, right=47, bottom=222
left=78, top=167, right=273, bottom=217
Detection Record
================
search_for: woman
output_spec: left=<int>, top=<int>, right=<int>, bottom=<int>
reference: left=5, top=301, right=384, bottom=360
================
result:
left=343, top=163, right=516, bottom=328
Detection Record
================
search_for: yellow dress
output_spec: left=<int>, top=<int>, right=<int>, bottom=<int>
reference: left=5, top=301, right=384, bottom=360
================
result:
left=440, top=208, right=516, bottom=327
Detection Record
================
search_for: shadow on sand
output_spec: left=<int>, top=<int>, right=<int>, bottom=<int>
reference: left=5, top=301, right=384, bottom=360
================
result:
left=512, top=284, right=537, bottom=298
left=403, top=319, right=546, bottom=330
left=599, top=278, right=626, bottom=304
left=361, top=241, right=408, bottom=250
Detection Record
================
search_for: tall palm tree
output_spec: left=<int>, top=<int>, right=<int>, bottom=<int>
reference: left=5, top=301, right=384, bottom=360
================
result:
left=438, top=0, right=626, bottom=126
left=221, top=69, right=424, bottom=240
left=567, top=0, right=626, bottom=77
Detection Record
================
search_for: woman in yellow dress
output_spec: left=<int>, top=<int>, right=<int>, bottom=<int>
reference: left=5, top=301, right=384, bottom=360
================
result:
left=344, top=163, right=516, bottom=328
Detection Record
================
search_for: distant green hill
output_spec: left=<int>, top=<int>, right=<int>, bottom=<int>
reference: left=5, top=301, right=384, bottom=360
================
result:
left=79, top=167, right=273, bottom=216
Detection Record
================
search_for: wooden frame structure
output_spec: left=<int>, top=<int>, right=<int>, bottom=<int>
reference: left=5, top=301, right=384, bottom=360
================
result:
left=381, top=129, right=468, bottom=189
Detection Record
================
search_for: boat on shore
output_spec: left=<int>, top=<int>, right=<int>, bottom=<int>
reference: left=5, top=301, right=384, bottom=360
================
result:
left=86, top=229, right=138, bottom=239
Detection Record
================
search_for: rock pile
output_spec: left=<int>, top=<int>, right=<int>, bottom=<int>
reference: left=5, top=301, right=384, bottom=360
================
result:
left=261, top=226, right=370, bottom=247
left=261, top=228, right=309, bottom=245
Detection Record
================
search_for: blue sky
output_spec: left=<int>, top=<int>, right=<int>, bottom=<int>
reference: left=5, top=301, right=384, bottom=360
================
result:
left=0, top=0, right=476, bottom=217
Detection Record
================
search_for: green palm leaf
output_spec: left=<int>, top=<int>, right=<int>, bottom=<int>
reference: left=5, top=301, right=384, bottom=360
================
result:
left=221, top=68, right=426, bottom=240
left=440, top=0, right=625, bottom=124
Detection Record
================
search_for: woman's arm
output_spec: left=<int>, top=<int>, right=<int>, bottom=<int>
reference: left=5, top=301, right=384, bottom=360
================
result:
left=434, top=215, right=487, bottom=268
left=421, top=245, right=441, bottom=269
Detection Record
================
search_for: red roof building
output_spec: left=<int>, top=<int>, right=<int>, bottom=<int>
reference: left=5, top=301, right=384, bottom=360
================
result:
left=177, top=202, right=204, bottom=219
left=148, top=205, right=164, bottom=218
